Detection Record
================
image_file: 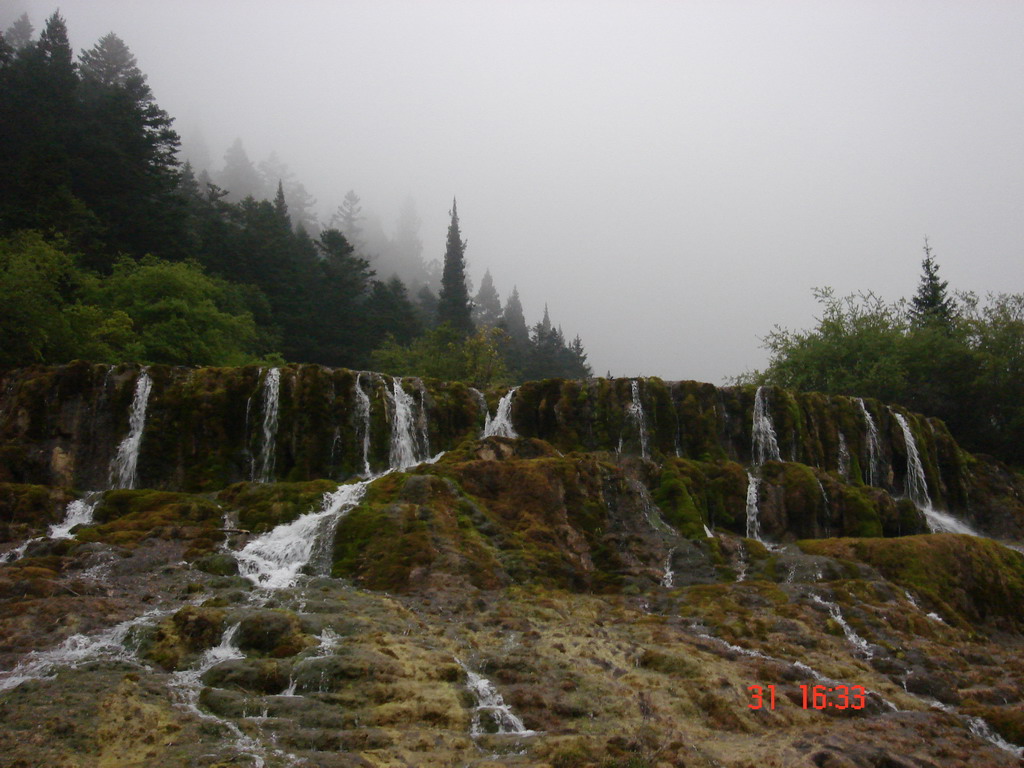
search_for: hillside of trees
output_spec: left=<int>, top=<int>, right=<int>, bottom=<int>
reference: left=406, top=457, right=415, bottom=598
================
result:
left=0, top=12, right=590, bottom=386
left=742, top=241, right=1024, bottom=464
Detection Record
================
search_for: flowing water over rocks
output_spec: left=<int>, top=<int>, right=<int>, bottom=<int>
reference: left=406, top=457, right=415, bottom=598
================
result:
left=859, top=397, right=882, bottom=487
left=3, top=365, right=1024, bottom=767
left=752, top=386, right=781, bottom=464
left=252, top=368, right=281, bottom=483
left=235, top=482, right=370, bottom=590
left=483, top=386, right=518, bottom=438
left=109, top=369, right=153, bottom=490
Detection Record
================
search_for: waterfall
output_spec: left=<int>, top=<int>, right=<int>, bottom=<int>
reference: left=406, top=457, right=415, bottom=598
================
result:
left=457, top=659, right=535, bottom=736
left=387, top=378, right=421, bottom=470
left=235, top=377, right=443, bottom=591
left=857, top=398, right=881, bottom=487
left=751, top=386, right=781, bottom=464
left=893, top=412, right=930, bottom=507
left=483, top=387, right=519, bottom=439
left=48, top=494, right=101, bottom=540
left=354, top=373, right=373, bottom=476
left=236, top=481, right=369, bottom=590
left=109, top=369, right=153, bottom=490
left=415, top=380, right=431, bottom=458
left=625, top=380, right=650, bottom=460
left=745, top=472, right=762, bottom=541
left=837, top=431, right=850, bottom=479
left=251, top=368, right=281, bottom=483
left=893, top=412, right=980, bottom=535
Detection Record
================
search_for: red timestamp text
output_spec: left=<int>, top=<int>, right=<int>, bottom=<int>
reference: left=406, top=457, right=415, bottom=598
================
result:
left=747, top=684, right=867, bottom=710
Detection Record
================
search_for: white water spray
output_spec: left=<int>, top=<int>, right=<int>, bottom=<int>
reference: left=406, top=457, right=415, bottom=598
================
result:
left=387, top=379, right=421, bottom=470
left=0, top=609, right=166, bottom=692
left=483, top=387, right=519, bottom=439
left=837, top=431, right=850, bottom=479
left=236, top=482, right=369, bottom=589
left=660, top=548, right=675, bottom=588
left=893, top=412, right=981, bottom=535
left=458, top=659, right=535, bottom=736
left=354, top=373, right=373, bottom=476
left=626, top=380, right=650, bottom=460
left=811, top=594, right=872, bottom=658
left=745, top=472, right=762, bottom=541
left=48, top=495, right=101, bottom=539
left=858, top=398, right=881, bottom=487
left=752, top=386, right=781, bottom=464
left=109, top=370, right=153, bottom=489
left=251, top=368, right=281, bottom=483
left=168, top=623, right=268, bottom=766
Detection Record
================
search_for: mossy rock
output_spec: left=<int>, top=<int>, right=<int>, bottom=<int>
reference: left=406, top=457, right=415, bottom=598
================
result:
left=142, top=606, right=226, bottom=670
left=799, top=535, right=1024, bottom=630
left=216, top=479, right=339, bottom=533
left=75, top=489, right=222, bottom=550
left=236, top=609, right=312, bottom=656
left=193, top=552, right=239, bottom=576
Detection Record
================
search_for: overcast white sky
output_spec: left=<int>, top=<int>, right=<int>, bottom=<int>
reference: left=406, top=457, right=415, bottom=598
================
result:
left=8, top=1, right=1024, bottom=382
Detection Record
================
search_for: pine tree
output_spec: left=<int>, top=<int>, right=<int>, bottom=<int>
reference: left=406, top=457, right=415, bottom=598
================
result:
left=4, top=13, right=34, bottom=50
left=273, top=180, right=289, bottom=224
left=436, top=198, right=474, bottom=335
left=473, top=269, right=502, bottom=328
left=501, top=286, right=529, bottom=345
left=219, top=138, right=263, bottom=201
left=331, top=190, right=364, bottom=251
left=910, top=239, right=957, bottom=332
left=79, top=32, right=140, bottom=87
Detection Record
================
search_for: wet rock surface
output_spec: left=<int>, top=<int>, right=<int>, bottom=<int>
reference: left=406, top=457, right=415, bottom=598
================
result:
left=1, top=367, right=1023, bottom=766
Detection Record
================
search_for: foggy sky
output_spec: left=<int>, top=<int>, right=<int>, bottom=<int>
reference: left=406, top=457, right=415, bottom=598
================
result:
left=9, top=1, right=1024, bottom=383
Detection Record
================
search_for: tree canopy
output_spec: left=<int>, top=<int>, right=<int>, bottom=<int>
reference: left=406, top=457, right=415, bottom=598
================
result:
left=0, top=12, right=592, bottom=382
left=748, top=250, right=1024, bottom=463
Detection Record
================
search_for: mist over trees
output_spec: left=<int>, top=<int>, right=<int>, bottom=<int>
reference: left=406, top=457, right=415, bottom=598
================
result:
left=0, top=11, right=591, bottom=384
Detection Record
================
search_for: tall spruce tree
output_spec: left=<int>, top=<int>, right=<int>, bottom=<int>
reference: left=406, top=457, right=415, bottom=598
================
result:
left=473, top=269, right=502, bottom=328
left=436, top=198, right=474, bottom=335
left=910, top=239, right=957, bottom=332
left=4, top=13, right=34, bottom=50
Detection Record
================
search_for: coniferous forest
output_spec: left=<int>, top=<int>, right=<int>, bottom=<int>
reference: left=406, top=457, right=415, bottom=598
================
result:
left=0, top=12, right=591, bottom=385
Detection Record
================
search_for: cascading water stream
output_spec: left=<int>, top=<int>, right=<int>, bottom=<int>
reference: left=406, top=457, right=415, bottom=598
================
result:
left=893, top=411, right=981, bottom=536
left=837, top=431, right=850, bottom=479
left=0, top=608, right=167, bottom=692
left=48, top=494, right=102, bottom=540
left=751, top=386, right=781, bottom=465
left=354, top=373, right=373, bottom=476
left=235, top=482, right=369, bottom=590
left=251, top=368, right=281, bottom=483
left=745, top=472, right=762, bottom=542
left=5, top=368, right=153, bottom=559
left=109, top=369, right=153, bottom=490
left=660, top=548, right=675, bottom=588
left=893, top=412, right=930, bottom=508
left=483, top=387, right=519, bottom=439
left=168, top=623, right=268, bottom=766
left=387, top=378, right=422, bottom=471
left=857, top=398, right=881, bottom=487
left=810, top=594, right=872, bottom=658
left=817, top=480, right=831, bottom=538
left=415, top=380, right=431, bottom=458
left=626, top=379, right=650, bottom=460
left=457, top=658, right=535, bottom=736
